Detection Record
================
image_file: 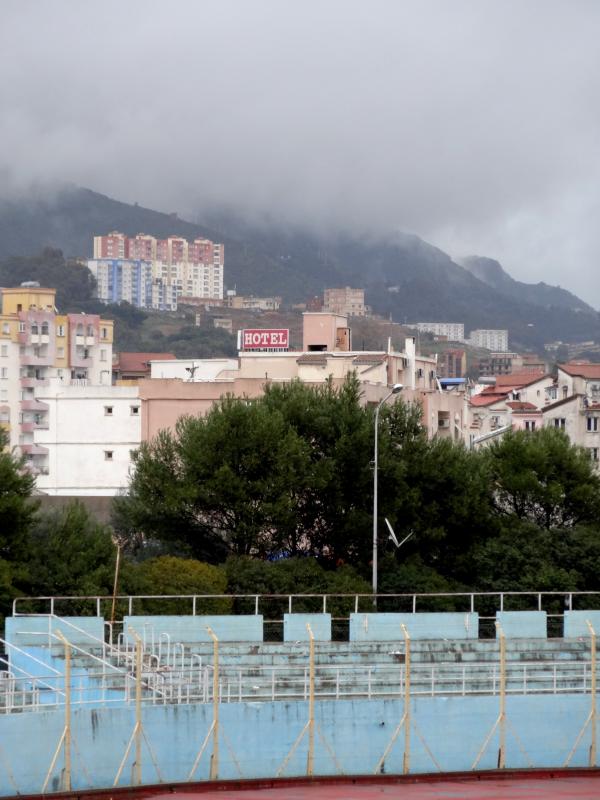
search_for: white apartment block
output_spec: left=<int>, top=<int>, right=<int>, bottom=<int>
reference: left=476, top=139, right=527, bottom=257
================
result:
left=34, top=381, right=141, bottom=495
left=414, top=322, right=465, bottom=341
left=0, top=286, right=114, bottom=481
left=469, top=329, right=509, bottom=352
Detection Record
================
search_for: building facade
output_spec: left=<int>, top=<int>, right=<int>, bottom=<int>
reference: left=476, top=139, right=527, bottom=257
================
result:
left=0, top=286, right=114, bottom=478
left=138, top=313, right=468, bottom=444
left=438, top=349, right=467, bottom=378
left=414, top=322, right=465, bottom=341
left=323, top=287, right=366, bottom=317
left=469, top=329, right=509, bottom=352
left=33, top=382, right=141, bottom=495
left=90, top=232, right=225, bottom=309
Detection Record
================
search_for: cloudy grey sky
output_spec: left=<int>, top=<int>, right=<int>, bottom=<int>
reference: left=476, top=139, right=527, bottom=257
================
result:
left=2, top=1, right=600, bottom=304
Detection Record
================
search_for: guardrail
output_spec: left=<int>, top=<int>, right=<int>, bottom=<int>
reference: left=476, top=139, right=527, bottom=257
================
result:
left=2, top=658, right=599, bottom=715
left=12, top=590, right=600, bottom=618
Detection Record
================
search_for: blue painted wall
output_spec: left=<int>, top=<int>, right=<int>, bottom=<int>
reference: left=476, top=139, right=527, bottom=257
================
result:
left=284, top=614, right=332, bottom=641
left=496, top=611, right=547, bottom=638
left=0, top=693, right=594, bottom=795
left=124, top=615, right=264, bottom=644
left=349, top=613, right=479, bottom=641
left=564, top=611, right=600, bottom=638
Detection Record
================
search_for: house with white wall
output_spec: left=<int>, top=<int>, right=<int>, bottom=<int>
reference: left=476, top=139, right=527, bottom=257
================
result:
left=33, top=381, right=141, bottom=495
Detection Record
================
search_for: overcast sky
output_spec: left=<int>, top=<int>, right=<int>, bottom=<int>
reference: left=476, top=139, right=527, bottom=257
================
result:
left=2, top=1, right=600, bottom=305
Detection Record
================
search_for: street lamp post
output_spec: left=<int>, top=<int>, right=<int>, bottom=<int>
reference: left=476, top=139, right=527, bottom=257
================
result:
left=373, top=383, right=403, bottom=606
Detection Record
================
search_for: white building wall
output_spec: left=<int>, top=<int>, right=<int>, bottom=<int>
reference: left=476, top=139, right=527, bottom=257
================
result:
left=149, top=358, right=239, bottom=381
left=415, top=323, right=465, bottom=341
left=469, top=329, right=509, bottom=352
left=34, top=383, right=141, bottom=495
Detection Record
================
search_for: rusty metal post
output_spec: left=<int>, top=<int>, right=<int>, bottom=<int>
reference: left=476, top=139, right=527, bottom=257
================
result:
left=498, top=622, right=506, bottom=768
left=589, top=620, right=597, bottom=766
left=42, top=631, right=72, bottom=793
left=307, top=623, right=315, bottom=776
left=401, top=623, right=411, bottom=774
left=207, top=626, right=220, bottom=780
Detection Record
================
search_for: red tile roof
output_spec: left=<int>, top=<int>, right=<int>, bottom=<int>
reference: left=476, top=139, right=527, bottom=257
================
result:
left=116, top=352, right=176, bottom=373
left=559, top=362, right=600, bottom=379
left=493, top=371, right=548, bottom=389
left=470, top=392, right=508, bottom=407
left=506, top=401, right=538, bottom=410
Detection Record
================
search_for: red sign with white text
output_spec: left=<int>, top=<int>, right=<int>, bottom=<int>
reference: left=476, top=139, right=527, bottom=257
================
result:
left=241, top=328, right=289, bottom=350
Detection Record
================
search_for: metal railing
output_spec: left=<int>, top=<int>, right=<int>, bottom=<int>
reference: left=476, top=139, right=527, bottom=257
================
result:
left=1, top=657, right=599, bottom=715
left=12, top=590, right=600, bottom=618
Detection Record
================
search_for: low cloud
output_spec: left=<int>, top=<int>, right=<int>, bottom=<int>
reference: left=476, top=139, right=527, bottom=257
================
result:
left=1, top=0, right=600, bottom=304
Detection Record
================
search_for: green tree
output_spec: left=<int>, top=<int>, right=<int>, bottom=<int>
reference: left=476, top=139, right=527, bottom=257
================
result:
left=484, top=428, right=600, bottom=529
left=0, top=429, right=37, bottom=616
left=24, top=502, right=121, bottom=600
left=133, top=556, right=230, bottom=614
left=115, top=395, right=312, bottom=561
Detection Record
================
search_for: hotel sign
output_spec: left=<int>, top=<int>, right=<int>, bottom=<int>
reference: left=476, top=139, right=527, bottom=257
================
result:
left=239, top=328, right=289, bottom=350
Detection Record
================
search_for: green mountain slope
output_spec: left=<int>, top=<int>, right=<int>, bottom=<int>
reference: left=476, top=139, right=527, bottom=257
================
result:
left=460, top=255, right=595, bottom=313
left=0, top=185, right=598, bottom=350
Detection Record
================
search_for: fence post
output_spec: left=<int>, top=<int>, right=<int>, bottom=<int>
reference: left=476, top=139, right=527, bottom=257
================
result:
left=206, top=626, right=220, bottom=781
left=498, top=622, right=506, bottom=769
left=401, top=623, right=411, bottom=774
left=307, top=623, right=315, bottom=776
left=588, top=620, right=597, bottom=767
left=42, top=631, right=72, bottom=793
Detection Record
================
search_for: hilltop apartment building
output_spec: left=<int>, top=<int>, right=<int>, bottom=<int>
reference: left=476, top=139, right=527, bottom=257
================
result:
left=89, top=232, right=225, bottom=310
left=323, top=287, right=367, bottom=317
left=413, top=322, right=465, bottom=341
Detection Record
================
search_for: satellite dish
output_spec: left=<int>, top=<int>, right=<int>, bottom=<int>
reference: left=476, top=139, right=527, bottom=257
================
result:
left=385, top=518, right=414, bottom=549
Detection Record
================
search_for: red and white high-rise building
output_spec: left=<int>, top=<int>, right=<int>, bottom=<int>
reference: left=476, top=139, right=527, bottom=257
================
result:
left=91, top=232, right=225, bottom=308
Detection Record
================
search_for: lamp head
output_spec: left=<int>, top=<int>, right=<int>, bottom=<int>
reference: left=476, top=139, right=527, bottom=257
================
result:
left=391, top=383, right=403, bottom=394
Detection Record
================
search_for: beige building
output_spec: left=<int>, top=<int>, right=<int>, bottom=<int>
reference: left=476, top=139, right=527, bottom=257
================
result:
left=138, top=312, right=467, bottom=444
left=323, top=287, right=366, bottom=317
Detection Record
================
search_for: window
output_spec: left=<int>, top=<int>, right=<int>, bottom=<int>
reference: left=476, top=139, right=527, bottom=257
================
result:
left=57, top=346, right=64, bottom=358
left=0, top=345, right=7, bottom=357
left=18, top=322, right=26, bottom=333
left=0, top=368, right=7, bottom=379
left=587, top=417, right=599, bottom=432
left=130, top=405, right=140, bottom=416
left=104, top=406, right=113, bottom=416
left=41, top=322, right=49, bottom=336
left=100, top=349, right=107, bottom=362
left=0, top=389, right=6, bottom=401
left=590, top=448, right=599, bottom=462
left=104, top=450, right=114, bottom=461
left=101, top=327, right=108, bottom=339
left=2, top=323, right=9, bottom=334
left=57, top=325, right=65, bottom=337
left=525, top=420, right=536, bottom=431
left=553, top=418, right=566, bottom=429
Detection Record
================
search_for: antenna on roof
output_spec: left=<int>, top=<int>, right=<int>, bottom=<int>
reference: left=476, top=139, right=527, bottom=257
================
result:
left=384, top=518, right=414, bottom=549
left=185, top=363, right=198, bottom=381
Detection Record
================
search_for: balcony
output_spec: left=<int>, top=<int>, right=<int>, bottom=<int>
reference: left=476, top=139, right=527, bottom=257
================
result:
left=27, top=465, right=49, bottom=476
left=20, top=376, right=49, bottom=388
left=20, top=352, right=52, bottom=367
left=20, top=443, right=48, bottom=456
left=75, top=334, right=85, bottom=345
left=20, top=399, right=49, bottom=412
left=20, top=420, right=48, bottom=433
